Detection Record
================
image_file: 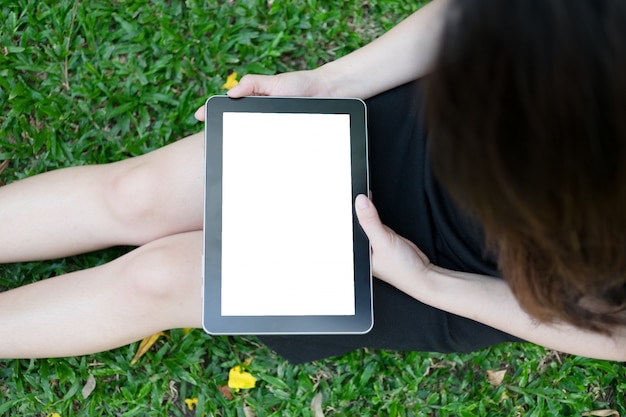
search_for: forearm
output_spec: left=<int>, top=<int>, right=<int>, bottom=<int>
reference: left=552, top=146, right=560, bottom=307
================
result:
left=316, top=0, right=450, bottom=99
left=396, top=265, right=626, bottom=361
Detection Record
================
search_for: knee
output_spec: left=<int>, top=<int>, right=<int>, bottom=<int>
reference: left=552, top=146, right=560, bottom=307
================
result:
left=103, top=162, right=161, bottom=233
left=123, top=245, right=184, bottom=302
left=118, top=235, right=201, bottom=306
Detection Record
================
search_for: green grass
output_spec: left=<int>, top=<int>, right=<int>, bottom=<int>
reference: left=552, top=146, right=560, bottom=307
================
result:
left=0, top=0, right=624, bottom=416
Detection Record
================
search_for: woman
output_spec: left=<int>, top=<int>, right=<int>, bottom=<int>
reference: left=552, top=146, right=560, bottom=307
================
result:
left=1, top=0, right=624, bottom=361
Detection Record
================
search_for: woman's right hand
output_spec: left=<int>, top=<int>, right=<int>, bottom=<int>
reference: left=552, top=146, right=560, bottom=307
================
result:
left=195, top=0, right=450, bottom=121
left=228, top=70, right=333, bottom=98
left=194, top=69, right=333, bottom=121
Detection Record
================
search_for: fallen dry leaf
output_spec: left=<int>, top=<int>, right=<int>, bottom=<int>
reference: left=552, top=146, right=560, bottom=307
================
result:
left=311, top=392, right=325, bottom=417
left=218, top=385, right=234, bottom=400
left=423, top=359, right=456, bottom=377
left=538, top=349, right=563, bottom=371
left=167, top=380, right=179, bottom=402
left=0, top=160, right=9, bottom=175
left=581, top=410, right=620, bottom=417
left=243, top=405, right=256, bottom=417
left=0, top=160, right=9, bottom=185
left=486, top=369, right=507, bottom=387
left=131, top=332, right=169, bottom=365
left=81, top=374, right=96, bottom=399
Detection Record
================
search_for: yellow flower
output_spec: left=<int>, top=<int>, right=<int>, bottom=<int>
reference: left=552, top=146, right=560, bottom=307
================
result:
left=184, top=398, right=199, bottom=411
left=222, top=72, right=239, bottom=90
left=227, top=365, right=257, bottom=391
left=47, top=414, right=61, bottom=417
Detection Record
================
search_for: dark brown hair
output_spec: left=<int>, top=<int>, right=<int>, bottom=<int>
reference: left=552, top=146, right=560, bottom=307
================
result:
left=426, top=0, right=626, bottom=332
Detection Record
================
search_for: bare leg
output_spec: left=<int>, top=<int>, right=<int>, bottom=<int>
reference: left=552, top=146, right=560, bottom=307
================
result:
left=0, top=131, right=206, bottom=357
left=0, top=132, right=205, bottom=262
left=0, top=231, right=203, bottom=358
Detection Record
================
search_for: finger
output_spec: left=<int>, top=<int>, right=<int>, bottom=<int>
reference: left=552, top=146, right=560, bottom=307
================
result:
left=196, top=74, right=274, bottom=120
left=355, top=194, right=393, bottom=248
left=194, top=105, right=206, bottom=121
left=227, top=74, right=273, bottom=97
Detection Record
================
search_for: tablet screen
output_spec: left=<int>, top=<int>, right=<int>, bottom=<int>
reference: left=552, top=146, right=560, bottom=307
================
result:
left=221, top=112, right=355, bottom=316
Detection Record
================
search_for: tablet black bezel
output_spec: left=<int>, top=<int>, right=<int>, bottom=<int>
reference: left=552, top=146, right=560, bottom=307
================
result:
left=202, top=95, right=371, bottom=335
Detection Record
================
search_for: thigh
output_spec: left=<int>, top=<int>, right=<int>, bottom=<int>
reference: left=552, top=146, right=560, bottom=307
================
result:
left=0, top=131, right=206, bottom=262
left=105, top=131, right=206, bottom=239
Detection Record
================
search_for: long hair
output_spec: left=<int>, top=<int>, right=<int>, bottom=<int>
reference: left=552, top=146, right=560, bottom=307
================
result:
left=426, top=0, right=626, bottom=332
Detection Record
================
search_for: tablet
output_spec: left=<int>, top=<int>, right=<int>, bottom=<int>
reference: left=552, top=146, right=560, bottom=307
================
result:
left=202, top=95, right=372, bottom=335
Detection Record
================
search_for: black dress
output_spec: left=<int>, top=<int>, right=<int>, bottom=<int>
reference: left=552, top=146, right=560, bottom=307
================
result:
left=259, top=81, right=523, bottom=364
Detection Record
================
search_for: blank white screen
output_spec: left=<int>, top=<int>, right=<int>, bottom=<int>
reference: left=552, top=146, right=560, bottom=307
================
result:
left=221, top=112, right=355, bottom=316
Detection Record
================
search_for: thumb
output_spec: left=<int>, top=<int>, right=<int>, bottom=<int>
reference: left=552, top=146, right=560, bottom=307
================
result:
left=355, top=194, right=393, bottom=248
left=195, top=74, right=280, bottom=120
left=194, top=104, right=206, bottom=121
left=227, top=74, right=275, bottom=98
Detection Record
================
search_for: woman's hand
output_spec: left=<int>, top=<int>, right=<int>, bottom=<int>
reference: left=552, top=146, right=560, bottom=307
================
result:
left=354, top=194, right=431, bottom=291
left=355, top=197, right=626, bottom=361
left=194, top=69, right=333, bottom=121
left=195, top=0, right=451, bottom=121
left=228, top=70, right=333, bottom=98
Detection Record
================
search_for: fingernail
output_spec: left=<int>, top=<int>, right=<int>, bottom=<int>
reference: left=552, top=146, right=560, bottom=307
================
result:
left=356, top=194, right=370, bottom=209
left=227, top=85, right=240, bottom=96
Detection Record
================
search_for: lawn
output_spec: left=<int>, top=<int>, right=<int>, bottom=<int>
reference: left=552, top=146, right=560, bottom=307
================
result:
left=0, top=0, right=624, bottom=416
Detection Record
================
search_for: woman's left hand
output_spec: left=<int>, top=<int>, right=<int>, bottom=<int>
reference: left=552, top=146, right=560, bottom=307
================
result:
left=354, top=194, right=431, bottom=291
left=355, top=198, right=626, bottom=362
